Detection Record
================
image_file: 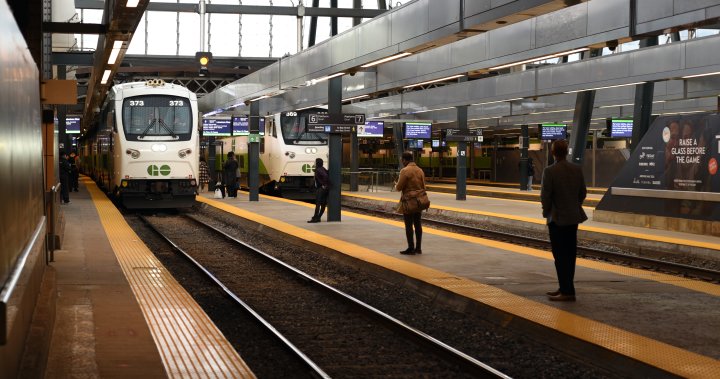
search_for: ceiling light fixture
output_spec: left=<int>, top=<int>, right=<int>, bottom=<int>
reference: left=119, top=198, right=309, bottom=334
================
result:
left=107, top=41, right=123, bottom=65
left=682, top=71, right=720, bottom=79
left=472, top=98, right=523, bottom=106
left=489, top=48, right=589, bottom=71
left=100, top=69, right=112, bottom=84
left=361, top=52, right=412, bottom=68
left=403, top=74, right=465, bottom=89
left=342, top=94, right=370, bottom=102
left=563, top=82, right=645, bottom=94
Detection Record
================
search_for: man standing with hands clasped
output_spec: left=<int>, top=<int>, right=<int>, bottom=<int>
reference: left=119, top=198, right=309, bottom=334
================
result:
left=541, top=140, right=587, bottom=302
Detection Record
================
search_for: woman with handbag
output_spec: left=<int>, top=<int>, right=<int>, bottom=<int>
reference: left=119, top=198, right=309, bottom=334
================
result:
left=395, top=151, right=428, bottom=255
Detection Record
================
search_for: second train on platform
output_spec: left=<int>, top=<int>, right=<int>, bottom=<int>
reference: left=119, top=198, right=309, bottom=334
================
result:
left=216, top=109, right=329, bottom=200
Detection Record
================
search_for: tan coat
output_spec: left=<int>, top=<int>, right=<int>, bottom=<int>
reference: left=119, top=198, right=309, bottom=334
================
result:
left=395, top=162, right=426, bottom=194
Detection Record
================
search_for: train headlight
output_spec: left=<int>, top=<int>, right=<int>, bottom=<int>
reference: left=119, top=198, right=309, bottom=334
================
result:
left=126, top=149, right=140, bottom=159
left=305, top=147, right=317, bottom=154
left=178, top=148, right=192, bottom=158
left=285, top=151, right=296, bottom=159
left=151, top=144, right=167, bottom=152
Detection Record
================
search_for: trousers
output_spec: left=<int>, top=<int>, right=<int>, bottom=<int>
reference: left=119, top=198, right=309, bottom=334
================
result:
left=548, top=222, right=578, bottom=295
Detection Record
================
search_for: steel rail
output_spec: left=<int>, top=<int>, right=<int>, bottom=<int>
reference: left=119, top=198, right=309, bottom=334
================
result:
left=138, top=215, right=332, bottom=379
left=182, top=214, right=511, bottom=379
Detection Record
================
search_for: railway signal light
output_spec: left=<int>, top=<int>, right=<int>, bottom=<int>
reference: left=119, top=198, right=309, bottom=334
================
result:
left=195, top=51, right=212, bottom=76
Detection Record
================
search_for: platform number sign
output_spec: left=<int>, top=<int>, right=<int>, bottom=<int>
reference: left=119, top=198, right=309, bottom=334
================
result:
left=147, top=164, right=171, bottom=176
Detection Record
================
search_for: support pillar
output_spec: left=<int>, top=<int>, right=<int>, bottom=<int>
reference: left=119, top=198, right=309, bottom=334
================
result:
left=519, top=124, right=529, bottom=190
left=456, top=106, right=467, bottom=200
left=630, top=37, right=658, bottom=153
left=570, top=90, right=595, bottom=164
left=248, top=101, right=260, bottom=201
left=328, top=76, right=342, bottom=221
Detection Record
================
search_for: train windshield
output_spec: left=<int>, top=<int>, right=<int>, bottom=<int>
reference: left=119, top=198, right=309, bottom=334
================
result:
left=122, top=95, right=192, bottom=141
left=280, top=114, right=327, bottom=145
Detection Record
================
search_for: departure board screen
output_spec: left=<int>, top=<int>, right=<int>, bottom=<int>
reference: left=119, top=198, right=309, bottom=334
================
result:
left=404, top=122, right=431, bottom=139
left=540, top=123, right=567, bottom=140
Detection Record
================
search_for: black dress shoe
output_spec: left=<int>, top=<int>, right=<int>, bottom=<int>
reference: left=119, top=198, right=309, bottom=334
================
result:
left=307, top=218, right=319, bottom=223
left=548, top=294, right=576, bottom=302
left=414, top=249, right=422, bottom=254
left=546, top=290, right=561, bottom=296
left=400, top=249, right=415, bottom=255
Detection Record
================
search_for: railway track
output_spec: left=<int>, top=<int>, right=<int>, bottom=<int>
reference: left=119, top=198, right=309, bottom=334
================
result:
left=139, top=213, right=510, bottom=379
left=342, top=205, right=720, bottom=282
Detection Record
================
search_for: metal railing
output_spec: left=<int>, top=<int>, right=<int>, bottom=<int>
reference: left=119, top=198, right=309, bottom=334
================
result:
left=341, top=169, right=399, bottom=192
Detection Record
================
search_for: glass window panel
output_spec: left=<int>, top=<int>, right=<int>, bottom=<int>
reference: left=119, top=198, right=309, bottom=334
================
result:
left=241, top=15, right=271, bottom=57
left=271, top=15, right=298, bottom=56
left=75, top=9, right=102, bottom=51
left=209, top=13, right=240, bottom=56
left=179, top=13, right=201, bottom=56
left=146, top=11, right=177, bottom=55
left=127, top=13, right=146, bottom=55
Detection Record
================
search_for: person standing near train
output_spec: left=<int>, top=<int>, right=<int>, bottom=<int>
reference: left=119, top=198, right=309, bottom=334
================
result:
left=395, top=151, right=427, bottom=255
left=308, top=158, right=329, bottom=223
left=223, top=152, right=239, bottom=198
left=198, top=156, right=210, bottom=193
left=59, top=151, right=72, bottom=204
left=540, top=140, right=587, bottom=301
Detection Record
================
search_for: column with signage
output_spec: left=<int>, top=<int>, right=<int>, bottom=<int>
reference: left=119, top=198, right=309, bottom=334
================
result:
left=519, top=124, right=529, bottom=191
left=248, top=101, right=260, bottom=201
left=455, top=106, right=468, bottom=200
left=307, top=110, right=366, bottom=221
left=631, top=37, right=658, bottom=154
left=570, top=90, right=594, bottom=164
left=350, top=130, right=359, bottom=192
left=328, top=76, right=342, bottom=221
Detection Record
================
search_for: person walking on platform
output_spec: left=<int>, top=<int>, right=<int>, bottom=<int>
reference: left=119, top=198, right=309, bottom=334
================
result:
left=395, top=151, right=426, bottom=255
left=527, top=158, right=535, bottom=191
left=69, top=151, right=79, bottom=192
left=308, top=158, right=329, bottom=223
left=541, top=140, right=587, bottom=301
left=198, top=156, right=210, bottom=193
left=223, top=152, right=239, bottom=198
left=59, top=151, right=72, bottom=204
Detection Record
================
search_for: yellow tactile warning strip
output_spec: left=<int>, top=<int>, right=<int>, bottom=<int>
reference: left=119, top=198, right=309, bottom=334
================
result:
left=348, top=191, right=720, bottom=253
left=83, top=178, right=255, bottom=379
left=199, top=195, right=720, bottom=378
left=235, top=192, right=720, bottom=297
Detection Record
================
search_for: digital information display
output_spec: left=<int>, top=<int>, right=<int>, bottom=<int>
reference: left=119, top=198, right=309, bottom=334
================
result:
left=358, top=121, right=384, bottom=138
left=409, top=139, right=424, bottom=149
left=404, top=122, right=431, bottom=139
left=203, top=118, right=232, bottom=136
left=540, top=123, right=567, bottom=140
left=231, top=116, right=265, bottom=136
left=611, top=119, right=633, bottom=138
left=66, top=116, right=81, bottom=134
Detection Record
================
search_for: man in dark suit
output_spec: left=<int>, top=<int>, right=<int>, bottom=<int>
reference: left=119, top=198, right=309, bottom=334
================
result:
left=541, top=140, right=587, bottom=301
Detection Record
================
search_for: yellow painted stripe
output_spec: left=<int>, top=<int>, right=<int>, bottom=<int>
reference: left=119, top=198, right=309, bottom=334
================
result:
left=346, top=192, right=720, bottom=252
left=199, top=195, right=720, bottom=378
left=83, top=178, right=255, bottom=379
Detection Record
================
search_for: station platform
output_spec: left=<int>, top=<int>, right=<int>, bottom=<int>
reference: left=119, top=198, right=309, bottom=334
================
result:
left=40, top=177, right=255, bottom=379
left=199, top=190, right=720, bottom=378
left=343, top=188, right=720, bottom=261
left=423, top=182, right=604, bottom=207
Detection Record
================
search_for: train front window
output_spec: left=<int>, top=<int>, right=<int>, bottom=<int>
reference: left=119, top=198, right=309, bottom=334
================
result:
left=280, top=115, right=327, bottom=145
left=122, top=96, right=192, bottom=141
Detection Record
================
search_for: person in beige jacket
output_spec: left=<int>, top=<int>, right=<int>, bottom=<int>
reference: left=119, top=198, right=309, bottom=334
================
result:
left=395, top=151, right=426, bottom=255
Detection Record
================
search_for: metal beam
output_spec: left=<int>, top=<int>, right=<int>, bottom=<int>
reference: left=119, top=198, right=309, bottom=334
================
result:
left=43, top=22, right=105, bottom=34
left=52, top=52, right=94, bottom=65
left=74, top=0, right=386, bottom=18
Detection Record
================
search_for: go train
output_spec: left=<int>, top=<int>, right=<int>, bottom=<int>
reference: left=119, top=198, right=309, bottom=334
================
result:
left=215, top=109, right=329, bottom=200
left=81, top=79, right=199, bottom=208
